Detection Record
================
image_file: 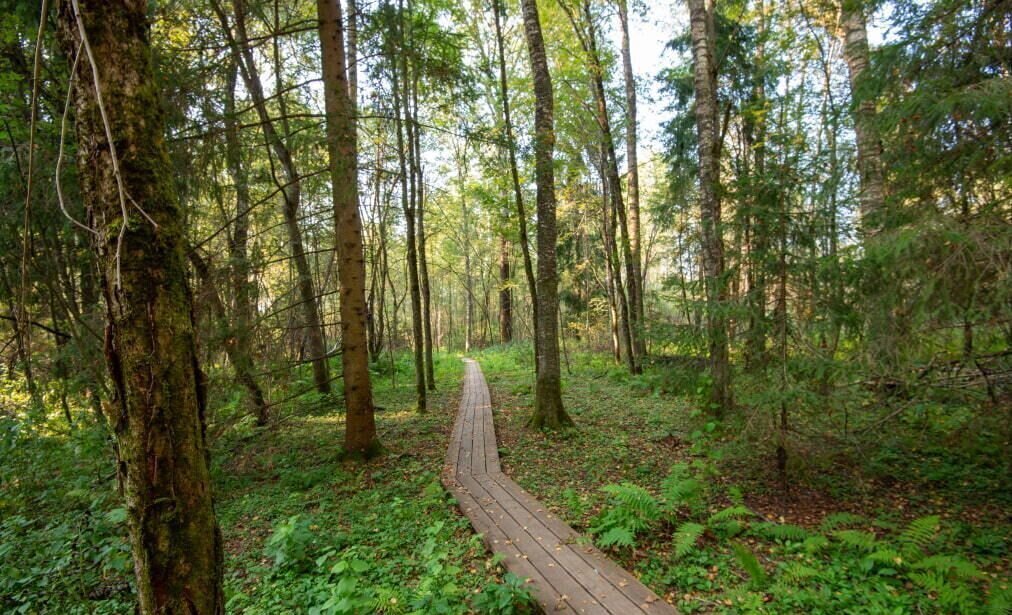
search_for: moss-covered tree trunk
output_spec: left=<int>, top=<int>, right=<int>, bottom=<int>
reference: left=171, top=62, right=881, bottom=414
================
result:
left=520, top=0, right=573, bottom=430
left=57, top=1, right=223, bottom=611
left=317, top=0, right=380, bottom=457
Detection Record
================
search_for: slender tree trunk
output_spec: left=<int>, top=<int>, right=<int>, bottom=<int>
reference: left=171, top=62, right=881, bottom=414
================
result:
left=499, top=235, right=512, bottom=343
left=521, top=0, right=573, bottom=429
left=688, top=0, right=732, bottom=415
left=493, top=0, right=537, bottom=355
left=412, top=79, right=436, bottom=390
left=190, top=252, right=268, bottom=424
left=57, top=1, right=223, bottom=611
left=568, top=0, right=640, bottom=373
left=221, top=60, right=269, bottom=423
left=391, top=5, right=426, bottom=410
left=213, top=0, right=331, bottom=393
left=839, top=2, right=895, bottom=373
left=317, top=0, right=380, bottom=457
left=616, top=0, right=645, bottom=359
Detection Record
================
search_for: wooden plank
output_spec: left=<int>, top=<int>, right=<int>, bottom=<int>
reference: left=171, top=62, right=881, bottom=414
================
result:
left=441, top=475, right=576, bottom=614
left=458, top=472, right=611, bottom=615
left=472, top=473, right=645, bottom=613
left=445, top=359, right=678, bottom=615
left=489, top=472, right=676, bottom=613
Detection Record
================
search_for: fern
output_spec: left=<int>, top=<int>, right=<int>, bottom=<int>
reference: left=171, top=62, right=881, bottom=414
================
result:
left=802, top=535, right=830, bottom=553
left=708, top=505, right=753, bottom=524
left=778, top=561, right=819, bottom=585
left=987, top=585, right=1012, bottom=615
left=753, top=522, right=810, bottom=543
left=731, top=542, right=768, bottom=589
left=899, top=515, right=940, bottom=554
left=673, top=522, right=705, bottom=557
left=911, top=554, right=982, bottom=580
left=820, top=512, right=865, bottom=531
left=661, top=464, right=704, bottom=513
left=833, top=529, right=879, bottom=552
left=596, top=527, right=635, bottom=549
left=590, top=483, right=659, bottom=549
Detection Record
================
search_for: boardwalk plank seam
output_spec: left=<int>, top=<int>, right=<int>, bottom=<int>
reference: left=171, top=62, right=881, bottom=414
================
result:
left=442, top=359, right=677, bottom=614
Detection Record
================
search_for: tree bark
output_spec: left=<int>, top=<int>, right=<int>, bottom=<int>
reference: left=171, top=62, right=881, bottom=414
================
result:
left=213, top=0, right=331, bottom=394
left=412, top=77, right=436, bottom=390
left=616, top=0, right=645, bottom=360
left=391, top=2, right=427, bottom=410
left=688, top=0, right=732, bottom=415
left=57, top=1, right=223, bottom=611
left=839, top=1, right=884, bottom=231
left=317, top=0, right=380, bottom=457
left=520, top=0, right=573, bottom=429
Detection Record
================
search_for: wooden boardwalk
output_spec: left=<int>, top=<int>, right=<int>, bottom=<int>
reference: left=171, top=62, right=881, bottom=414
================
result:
left=442, top=359, right=677, bottom=614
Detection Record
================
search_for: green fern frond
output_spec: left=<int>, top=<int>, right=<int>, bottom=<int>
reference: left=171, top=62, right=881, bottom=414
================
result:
left=708, top=504, right=753, bottom=524
left=802, top=535, right=830, bottom=553
left=778, top=561, right=820, bottom=585
left=596, top=527, right=636, bottom=549
left=986, top=585, right=1012, bottom=615
left=673, top=522, right=705, bottom=557
left=833, top=529, right=879, bottom=552
left=899, top=515, right=940, bottom=553
left=865, top=548, right=905, bottom=567
left=753, top=522, right=810, bottom=543
left=661, top=464, right=704, bottom=511
left=731, top=542, right=768, bottom=589
left=912, top=554, right=982, bottom=580
left=820, top=512, right=865, bottom=531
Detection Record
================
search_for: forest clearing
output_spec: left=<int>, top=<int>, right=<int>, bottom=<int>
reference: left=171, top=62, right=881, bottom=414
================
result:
left=0, top=0, right=1009, bottom=613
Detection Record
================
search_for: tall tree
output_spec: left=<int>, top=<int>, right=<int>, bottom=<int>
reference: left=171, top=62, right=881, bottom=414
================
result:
left=616, top=0, right=645, bottom=360
left=317, top=0, right=380, bottom=457
left=688, top=0, right=732, bottom=415
left=493, top=0, right=537, bottom=353
left=560, top=0, right=640, bottom=374
left=56, top=0, right=223, bottom=611
left=212, top=0, right=332, bottom=394
left=520, top=0, right=574, bottom=429
left=390, top=0, right=427, bottom=410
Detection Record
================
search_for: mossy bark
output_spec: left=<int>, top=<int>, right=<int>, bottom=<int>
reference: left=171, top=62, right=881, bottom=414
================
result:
left=57, top=1, right=223, bottom=612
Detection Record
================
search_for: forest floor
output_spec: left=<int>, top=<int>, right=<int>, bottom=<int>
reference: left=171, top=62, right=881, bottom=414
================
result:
left=1, top=354, right=517, bottom=614
left=2, top=345, right=1009, bottom=614
left=478, top=346, right=1011, bottom=614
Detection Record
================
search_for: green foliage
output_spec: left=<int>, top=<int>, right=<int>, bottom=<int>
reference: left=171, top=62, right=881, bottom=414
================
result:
left=590, top=483, right=660, bottom=549
left=731, top=542, right=768, bottom=589
left=673, top=522, right=706, bottom=558
left=471, top=573, right=536, bottom=615
left=265, top=515, right=316, bottom=572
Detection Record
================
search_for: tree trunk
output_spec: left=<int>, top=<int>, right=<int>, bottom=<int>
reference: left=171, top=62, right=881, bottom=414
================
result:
left=567, top=0, right=640, bottom=373
left=616, top=0, right=645, bottom=360
left=57, top=1, right=223, bottom=611
left=413, top=79, right=436, bottom=390
left=213, top=0, right=331, bottom=394
left=221, top=60, right=269, bottom=423
left=688, top=0, right=732, bottom=415
left=499, top=235, right=512, bottom=343
left=520, top=0, right=573, bottom=429
left=839, top=2, right=884, bottom=231
left=317, top=0, right=380, bottom=457
left=493, top=0, right=531, bottom=347
left=391, top=5, right=426, bottom=410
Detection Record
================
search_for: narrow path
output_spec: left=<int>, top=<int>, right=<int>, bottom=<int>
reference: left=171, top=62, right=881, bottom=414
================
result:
left=442, top=359, right=677, bottom=614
